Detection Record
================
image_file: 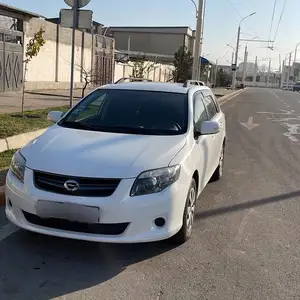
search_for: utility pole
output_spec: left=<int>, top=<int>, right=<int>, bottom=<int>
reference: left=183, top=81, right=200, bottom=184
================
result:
left=252, top=56, right=257, bottom=86
left=280, top=60, right=285, bottom=89
left=287, top=52, right=292, bottom=90
left=214, top=59, right=218, bottom=87
left=192, top=0, right=204, bottom=80
left=279, top=54, right=281, bottom=73
left=232, top=25, right=241, bottom=89
left=128, top=36, right=131, bottom=56
left=267, top=59, right=271, bottom=87
left=199, top=0, right=206, bottom=78
left=69, top=0, right=79, bottom=108
left=242, top=45, right=248, bottom=86
left=231, top=12, right=256, bottom=89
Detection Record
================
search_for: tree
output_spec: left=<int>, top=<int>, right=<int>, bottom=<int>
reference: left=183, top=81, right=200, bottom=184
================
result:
left=172, top=46, right=193, bottom=83
left=22, top=27, right=46, bottom=115
left=216, top=68, right=231, bottom=87
left=81, top=68, right=92, bottom=98
left=75, top=65, right=96, bottom=98
left=131, top=55, right=155, bottom=78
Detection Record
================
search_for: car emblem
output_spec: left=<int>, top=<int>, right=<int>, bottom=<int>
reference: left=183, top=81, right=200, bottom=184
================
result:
left=64, top=180, right=80, bottom=192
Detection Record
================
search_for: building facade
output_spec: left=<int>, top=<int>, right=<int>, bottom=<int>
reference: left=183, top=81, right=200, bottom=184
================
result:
left=105, top=26, right=195, bottom=60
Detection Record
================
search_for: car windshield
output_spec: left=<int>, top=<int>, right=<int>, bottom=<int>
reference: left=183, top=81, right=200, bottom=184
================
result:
left=58, top=89, right=188, bottom=135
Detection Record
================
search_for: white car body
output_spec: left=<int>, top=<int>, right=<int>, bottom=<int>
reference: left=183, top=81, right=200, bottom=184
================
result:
left=5, top=83, right=226, bottom=243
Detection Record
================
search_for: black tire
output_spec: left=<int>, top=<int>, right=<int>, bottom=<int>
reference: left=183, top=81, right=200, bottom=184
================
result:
left=211, top=144, right=225, bottom=182
left=169, top=179, right=197, bottom=245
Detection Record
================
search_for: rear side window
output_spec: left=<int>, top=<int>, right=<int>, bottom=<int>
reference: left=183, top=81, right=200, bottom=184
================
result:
left=203, top=95, right=218, bottom=119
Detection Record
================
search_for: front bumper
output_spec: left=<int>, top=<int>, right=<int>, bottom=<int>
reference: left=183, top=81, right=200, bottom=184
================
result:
left=5, top=168, right=188, bottom=243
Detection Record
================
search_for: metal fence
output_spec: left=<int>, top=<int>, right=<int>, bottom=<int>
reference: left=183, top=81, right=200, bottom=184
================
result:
left=0, top=30, right=23, bottom=92
left=93, top=34, right=114, bottom=86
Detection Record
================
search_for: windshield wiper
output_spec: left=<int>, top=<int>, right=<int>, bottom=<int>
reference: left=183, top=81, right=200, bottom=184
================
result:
left=59, top=121, right=100, bottom=130
left=96, top=125, right=147, bottom=133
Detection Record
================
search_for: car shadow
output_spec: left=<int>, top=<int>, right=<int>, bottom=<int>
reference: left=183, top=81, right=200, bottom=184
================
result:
left=195, top=190, right=300, bottom=220
left=0, top=230, right=176, bottom=299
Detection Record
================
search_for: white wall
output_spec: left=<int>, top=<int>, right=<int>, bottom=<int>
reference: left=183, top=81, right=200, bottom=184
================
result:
left=23, top=18, right=93, bottom=90
left=24, top=37, right=57, bottom=82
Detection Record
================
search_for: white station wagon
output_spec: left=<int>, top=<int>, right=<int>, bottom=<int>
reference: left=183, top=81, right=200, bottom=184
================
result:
left=6, top=82, right=226, bottom=244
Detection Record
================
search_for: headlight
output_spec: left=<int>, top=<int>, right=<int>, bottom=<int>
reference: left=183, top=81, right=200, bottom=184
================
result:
left=130, top=165, right=181, bottom=197
left=10, top=151, right=26, bottom=182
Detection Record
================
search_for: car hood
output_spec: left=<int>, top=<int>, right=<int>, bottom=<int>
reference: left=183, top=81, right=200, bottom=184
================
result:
left=21, top=125, right=187, bottom=178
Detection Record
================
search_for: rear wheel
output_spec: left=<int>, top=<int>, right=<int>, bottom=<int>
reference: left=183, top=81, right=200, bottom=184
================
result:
left=211, top=144, right=225, bottom=181
left=169, top=179, right=197, bottom=245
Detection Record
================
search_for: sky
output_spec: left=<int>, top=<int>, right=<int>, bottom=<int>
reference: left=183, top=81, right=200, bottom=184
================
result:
left=2, top=0, right=300, bottom=70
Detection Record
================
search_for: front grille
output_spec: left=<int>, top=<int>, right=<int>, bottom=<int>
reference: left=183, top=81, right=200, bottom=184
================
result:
left=23, top=211, right=129, bottom=235
left=34, top=171, right=121, bottom=197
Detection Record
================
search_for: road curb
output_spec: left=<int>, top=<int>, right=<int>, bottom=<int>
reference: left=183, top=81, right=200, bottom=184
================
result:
left=0, top=128, right=47, bottom=154
left=218, top=88, right=246, bottom=105
left=0, top=185, right=5, bottom=207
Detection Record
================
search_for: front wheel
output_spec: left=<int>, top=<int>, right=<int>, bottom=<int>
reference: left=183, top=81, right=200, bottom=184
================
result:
left=169, top=179, right=197, bottom=245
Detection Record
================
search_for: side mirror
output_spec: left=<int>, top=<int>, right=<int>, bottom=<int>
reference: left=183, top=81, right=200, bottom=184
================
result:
left=47, top=111, right=64, bottom=123
left=200, top=121, right=220, bottom=135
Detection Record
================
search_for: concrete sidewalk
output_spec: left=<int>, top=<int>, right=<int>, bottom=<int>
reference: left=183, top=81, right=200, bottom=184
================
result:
left=0, top=87, right=232, bottom=113
left=0, top=89, right=93, bottom=113
left=213, top=87, right=233, bottom=98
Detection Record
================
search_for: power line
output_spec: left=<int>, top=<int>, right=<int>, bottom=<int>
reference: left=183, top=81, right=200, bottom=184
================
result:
left=273, top=0, right=288, bottom=43
left=226, top=0, right=242, bottom=18
left=268, top=0, right=277, bottom=45
left=226, top=0, right=259, bottom=41
left=218, top=34, right=236, bottom=62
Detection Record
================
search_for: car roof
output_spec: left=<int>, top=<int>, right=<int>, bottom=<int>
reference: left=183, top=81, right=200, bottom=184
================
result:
left=101, top=82, right=210, bottom=94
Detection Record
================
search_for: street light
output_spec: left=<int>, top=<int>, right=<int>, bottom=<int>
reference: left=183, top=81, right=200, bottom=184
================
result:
left=189, top=0, right=198, bottom=16
left=231, top=12, right=256, bottom=89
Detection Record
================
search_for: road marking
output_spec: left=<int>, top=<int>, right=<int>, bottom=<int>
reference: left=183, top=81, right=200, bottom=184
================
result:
left=282, top=123, right=300, bottom=142
left=257, top=109, right=300, bottom=142
left=257, top=109, right=295, bottom=115
left=240, top=116, right=260, bottom=130
left=268, top=89, right=279, bottom=98
left=0, top=223, right=19, bottom=242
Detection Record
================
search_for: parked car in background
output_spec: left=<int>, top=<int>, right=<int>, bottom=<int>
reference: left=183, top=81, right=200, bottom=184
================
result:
left=293, top=81, right=300, bottom=92
left=6, top=82, right=226, bottom=245
left=183, top=80, right=205, bottom=87
left=115, top=77, right=152, bottom=84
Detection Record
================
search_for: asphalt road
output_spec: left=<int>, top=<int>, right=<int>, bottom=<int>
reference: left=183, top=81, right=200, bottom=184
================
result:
left=1, top=87, right=300, bottom=300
